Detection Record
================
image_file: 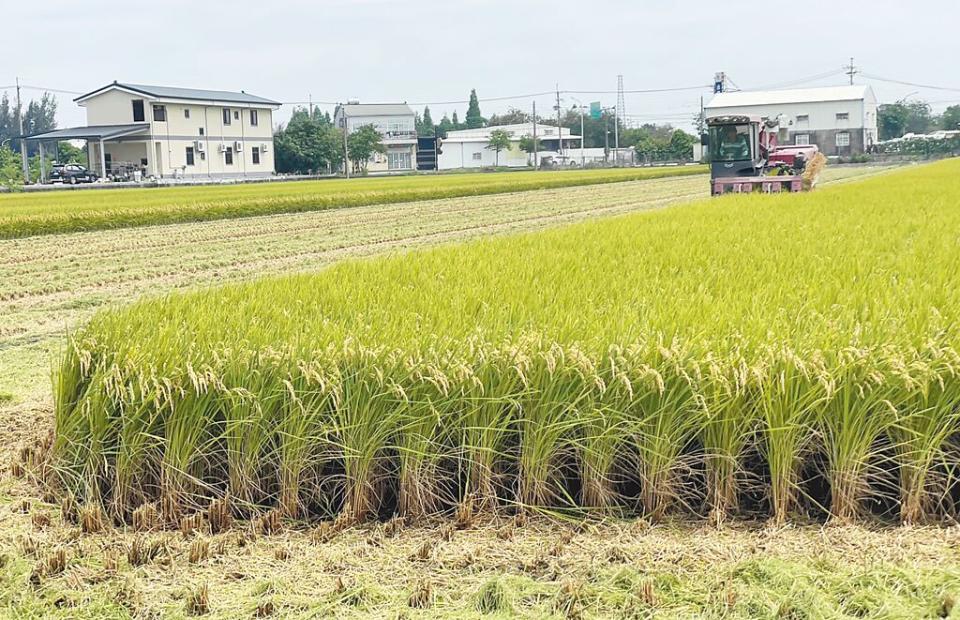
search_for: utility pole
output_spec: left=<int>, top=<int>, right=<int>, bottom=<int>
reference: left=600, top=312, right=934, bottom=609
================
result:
left=579, top=105, right=585, bottom=167
left=339, top=104, right=350, bottom=178
left=308, top=94, right=313, bottom=117
left=844, top=57, right=858, bottom=85
left=532, top=101, right=538, bottom=169
left=604, top=113, right=610, bottom=164
left=613, top=106, right=619, bottom=167
left=16, top=78, right=29, bottom=183
left=555, top=84, right=564, bottom=161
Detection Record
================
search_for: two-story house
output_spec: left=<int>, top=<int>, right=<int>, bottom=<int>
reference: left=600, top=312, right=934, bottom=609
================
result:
left=30, top=82, right=280, bottom=180
left=333, top=102, right=417, bottom=173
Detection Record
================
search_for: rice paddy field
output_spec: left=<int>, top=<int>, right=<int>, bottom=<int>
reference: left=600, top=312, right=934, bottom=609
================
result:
left=47, top=160, right=960, bottom=527
left=0, top=166, right=705, bottom=239
left=6, top=162, right=960, bottom=619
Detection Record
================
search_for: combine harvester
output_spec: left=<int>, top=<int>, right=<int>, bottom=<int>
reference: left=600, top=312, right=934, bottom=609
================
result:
left=706, top=115, right=826, bottom=195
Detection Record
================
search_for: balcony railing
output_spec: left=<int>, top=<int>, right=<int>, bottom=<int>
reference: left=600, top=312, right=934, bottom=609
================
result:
left=382, top=130, right=418, bottom=139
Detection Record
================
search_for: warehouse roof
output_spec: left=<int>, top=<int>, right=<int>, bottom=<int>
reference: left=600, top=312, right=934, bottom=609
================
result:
left=707, top=85, right=874, bottom=109
left=75, top=82, right=280, bottom=106
left=337, top=103, right=414, bottom=117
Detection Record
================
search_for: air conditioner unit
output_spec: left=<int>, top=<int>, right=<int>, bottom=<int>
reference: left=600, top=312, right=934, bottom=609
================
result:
left=219, top=143, right=228, bottom=153
left=234, top=141, right=243, bottom=151
left=260, top=143, right=269, bottom=153
left=195, top=140, right=205, bottom=153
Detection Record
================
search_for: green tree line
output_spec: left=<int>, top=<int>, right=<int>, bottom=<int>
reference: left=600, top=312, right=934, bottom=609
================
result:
left=878, top=101, right=960, bottom=141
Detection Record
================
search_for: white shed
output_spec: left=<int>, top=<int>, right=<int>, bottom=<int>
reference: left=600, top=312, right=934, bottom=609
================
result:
left=438, top=123, right=581, bottom=170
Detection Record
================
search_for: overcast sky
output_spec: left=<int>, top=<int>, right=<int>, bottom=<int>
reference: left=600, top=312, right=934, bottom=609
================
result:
left=5, top=0, right=959, bottom=131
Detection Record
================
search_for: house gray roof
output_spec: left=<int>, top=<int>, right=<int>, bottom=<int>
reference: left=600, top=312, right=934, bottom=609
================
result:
left=75, top=82, right=280, bottom=106
left=338, top=103, right=414, bottom=117
left=24, top=124, right=150, bottom=141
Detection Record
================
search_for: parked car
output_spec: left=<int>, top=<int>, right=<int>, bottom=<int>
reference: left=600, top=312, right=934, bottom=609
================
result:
left=50, top=164, right=97, bottom=184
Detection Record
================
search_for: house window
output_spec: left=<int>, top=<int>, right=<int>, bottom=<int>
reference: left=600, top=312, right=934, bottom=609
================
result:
left=794, top=134, right=810, bottom=146
left=132, top=99, right=145, bottom=122
left=185, top=146, right=195, bottom=166
left=184, top=108, right=191, bottom=119
left=224, top=146, right=234, bottom=165
left=387, top=151, right=411, bottom=170
left=250, top=110, right=259, bottom=126
left=836, top=132, right=851, bottom=147
left=223, top=108, right=232, bottom=125
left=472, top=152, right=482, bottom=161
left=153, top=105, right=167, bottom=122
left=199, top=127, right=205, bottom=136
left=836, top=112, right=849, bottom=121
left=795, top=114, right=809, bottom=123
left=251, top=146, right=261, bottom=165
left=234, top=110, right=240, bottom=121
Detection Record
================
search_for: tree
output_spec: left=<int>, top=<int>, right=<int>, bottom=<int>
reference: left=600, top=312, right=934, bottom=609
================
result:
left=878, top=104, right=908, bottom=141
left=56, top=142, right=87, bottom=165
left=437, top=114, right=454, bottom=138
left=0, top=145, right=23, bottom=187
left=418, top=106, right=435, bottom=136
left=347, top=124, right=385, bottom=173
left=559, top=106, right=621, bottom=149
left=274, top=107, right=343, bottom=174
left=486, top=129, right=511, bottom=166
left=518, top=134, right=538, bottom=154
left=488, top=107, right=531, bottom=127
left=0, top=91, right=57, bottom=156
left=878, top=100, right=934, bottom=140
left=452, top=111, right=461, bottom=130
left=466, top=89, right=484, bottom=129
left=942, top=105, right=960, bottom=131
left=668, top=129, right=696, bottom=161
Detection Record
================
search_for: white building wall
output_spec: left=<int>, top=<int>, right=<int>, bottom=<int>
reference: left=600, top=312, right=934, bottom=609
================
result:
left=704, top=97, right=879, bottom=151
left=439, top=140, right=530, bottom=169
left=82, top=89, right=275, bottom=178
left=705, top=100, right=865, bottom=132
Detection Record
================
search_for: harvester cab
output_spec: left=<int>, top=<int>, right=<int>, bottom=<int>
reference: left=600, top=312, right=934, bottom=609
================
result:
left=706, top=115, right=825, bottom=196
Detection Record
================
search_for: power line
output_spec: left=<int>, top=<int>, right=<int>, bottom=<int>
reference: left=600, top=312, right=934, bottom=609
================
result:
left=861, top=72, right=960, bottom=93
left=565, top=85, right=710, bottom=95
left=750, top=69, right=848, bottom=91
left=282, top=85, right=710, bottom=108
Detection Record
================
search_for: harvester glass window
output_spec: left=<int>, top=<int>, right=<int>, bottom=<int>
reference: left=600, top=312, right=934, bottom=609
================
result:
left=711, top=124, right=751, bottom=161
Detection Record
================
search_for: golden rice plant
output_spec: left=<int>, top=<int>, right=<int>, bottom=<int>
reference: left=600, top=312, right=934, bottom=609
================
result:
left=48, top=160, right=960, bottom=526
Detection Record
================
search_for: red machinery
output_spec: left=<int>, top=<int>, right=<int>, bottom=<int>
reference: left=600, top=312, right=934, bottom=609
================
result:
left=706, top=115, right=825, bottom=195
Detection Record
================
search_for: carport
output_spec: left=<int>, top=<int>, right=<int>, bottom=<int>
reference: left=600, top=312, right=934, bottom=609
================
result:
left=24, top=124, right=150, bottom=182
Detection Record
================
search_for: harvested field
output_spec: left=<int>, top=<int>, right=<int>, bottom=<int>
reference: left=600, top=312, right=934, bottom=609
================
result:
left=0, top=166, right=706, bottom=239
left=46, top=162, right=954, bottom=527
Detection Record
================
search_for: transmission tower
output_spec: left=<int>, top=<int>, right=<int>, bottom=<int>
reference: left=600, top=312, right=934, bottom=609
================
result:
left=616, top=74, right=627, bottom=129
